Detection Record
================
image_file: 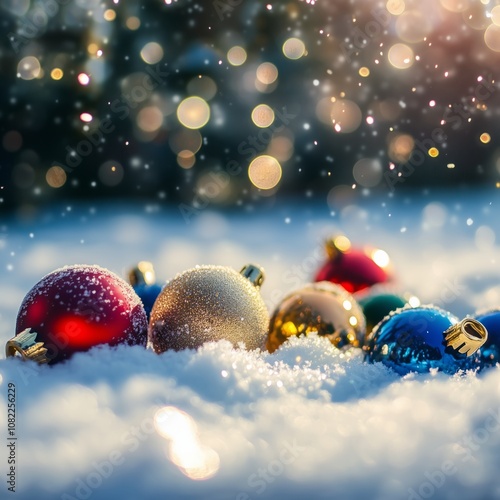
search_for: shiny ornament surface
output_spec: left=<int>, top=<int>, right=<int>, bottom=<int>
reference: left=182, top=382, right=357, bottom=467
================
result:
left=473, top=309, right=500, bottom=368
left=149, top=264, right=269, bottom=353
left=364, top=305, right=483, bottom=375
left=357, top=292, right=409, bottom=337
left=266, top=281, right=365, bottom=353
left=134, top=284, right=163, bottom=318
left=127, top=261, right=163, bottom=319
left=13, top=265, right=148, bottom=364
left=315, top=235, right=393, bottom=293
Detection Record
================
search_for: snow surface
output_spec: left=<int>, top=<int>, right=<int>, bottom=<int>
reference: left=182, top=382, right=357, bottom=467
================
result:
left=1, top=191, right=500, bottom=500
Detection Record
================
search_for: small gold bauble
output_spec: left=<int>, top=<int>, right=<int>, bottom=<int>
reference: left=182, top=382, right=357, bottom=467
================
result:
left=266, top=281, right=366, bottom=353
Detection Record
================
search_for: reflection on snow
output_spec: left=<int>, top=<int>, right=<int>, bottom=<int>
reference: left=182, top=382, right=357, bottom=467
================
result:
left=154, top=406, right=220, bottom=480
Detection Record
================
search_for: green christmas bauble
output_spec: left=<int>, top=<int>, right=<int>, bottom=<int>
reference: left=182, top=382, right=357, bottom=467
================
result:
left=357, top=292, right=410, bottom=338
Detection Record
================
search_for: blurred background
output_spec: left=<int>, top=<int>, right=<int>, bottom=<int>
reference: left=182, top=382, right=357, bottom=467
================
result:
left=1, top=0, right=500, bottom=215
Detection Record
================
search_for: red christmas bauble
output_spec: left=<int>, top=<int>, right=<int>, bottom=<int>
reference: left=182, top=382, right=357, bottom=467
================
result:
left=13, top=265, right=148, bottom=364
left=314, top=236, right=393, bottom=294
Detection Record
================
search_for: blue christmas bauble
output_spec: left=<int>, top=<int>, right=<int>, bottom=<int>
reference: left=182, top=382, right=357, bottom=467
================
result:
left=127, top=261, right=163, bottom=319
left=473, top=309, right=500, bottom=368
left=134, top=283, right=163, bottom=319
left=364, top=305, right=483, bottom=375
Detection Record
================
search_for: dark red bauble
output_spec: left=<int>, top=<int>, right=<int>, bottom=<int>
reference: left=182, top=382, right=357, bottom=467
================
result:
left=314, top=236, right=393, bottom=294
left=15, top=265, right=148, bottom=364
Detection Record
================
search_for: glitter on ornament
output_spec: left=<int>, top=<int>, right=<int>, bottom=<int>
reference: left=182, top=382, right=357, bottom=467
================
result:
left=473, top=309, right=500, bottom=369
left=149, top=264, right=269, bottom=353
left=9, top=265, right=148, bottom=364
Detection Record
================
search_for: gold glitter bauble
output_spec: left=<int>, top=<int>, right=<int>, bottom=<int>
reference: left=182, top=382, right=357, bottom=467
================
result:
left=149, top=264, right=269, bottom=352
left=266, top=281, right=366, bottom=353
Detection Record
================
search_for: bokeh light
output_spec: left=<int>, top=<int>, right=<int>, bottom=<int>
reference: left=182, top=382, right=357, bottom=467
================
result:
left=17, top=56, right=41, bottom=80
left=126, top=16, right=141, bottom=30
left=78, top=73, right=90, bottom=85
left=154, top=407, right=220, bottom=481
left=484, top=24, right=500, bottom=52
left=282, top=38, right=306, bottom=59
left=169, top=129, right=203, bottom=155
left=104, top=9, right=116, bottom=21
left=480, top=133, right=491, bottom=144
left=98, top=160, right=124, bottom=187
left=227, top=46, right=247, bottom=66
left=140, top=42, right=164, bottom=64
left=316, top=97, right=335, bottom=125
left=251, top=104, right=275, bottom=128
left=330, top=99, right=362, bottom=133
left=50, top=68, right=64, bottom=80
left=352, top=158, right=383, bottom=188
left=386, top=0, right=405, bottom=15
left=46, top=166, right=67, bottom=188
left=371, top=249, right=391, bottom=268
left=492, top=6, right=500, bottom=26
left=2, top=0, right=500, bottom=211
left=248, top=155, right=282, bottom=190
left=177, top=150, right=196, bottom=169
left=463, top=4, right=489, bottom=30
left=388, top=133, right=415, bottom=163
left=137, top=106, right=164, bottom=132
left=334, top=235, right=352, bottom=252
left=359, top=67, right=370, bottom=77
left=267, top=135, right=294, bottom=162
left=440, top=0, right=470, bottom=13
left=256, top=62, right=278, bottom=85
left=388, top=43, right=414, bottom=69
left=177, top=97, right=210, bottom=129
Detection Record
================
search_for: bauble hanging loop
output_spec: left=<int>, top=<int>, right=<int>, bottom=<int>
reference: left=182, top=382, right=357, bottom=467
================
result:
left=5, top=329, right=49, bottom=364
left=128, top=261, right=156, bottom=286
left=444, top=318, right=488, bottom=357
